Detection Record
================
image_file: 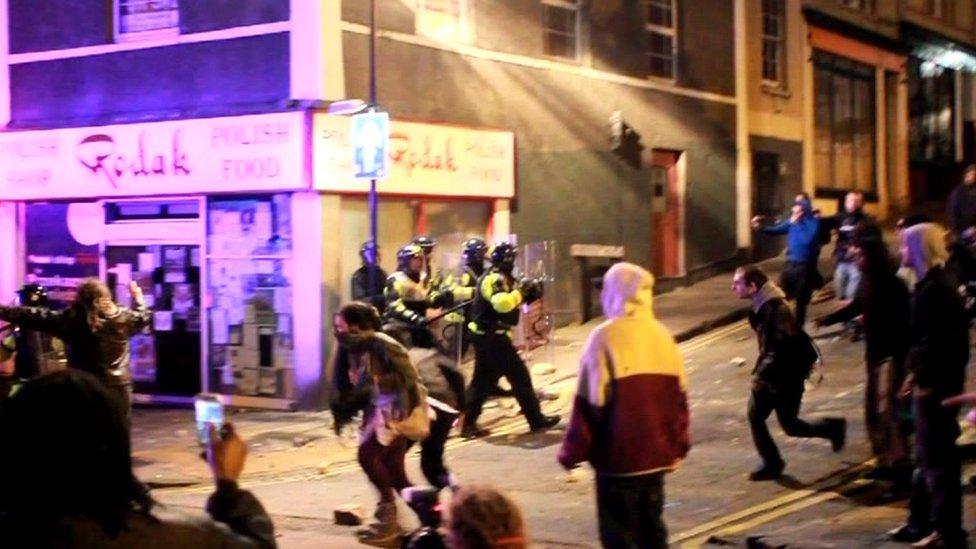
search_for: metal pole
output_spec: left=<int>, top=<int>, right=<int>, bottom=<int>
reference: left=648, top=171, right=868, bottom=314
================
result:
left=367, top=0, right=380, bottom=297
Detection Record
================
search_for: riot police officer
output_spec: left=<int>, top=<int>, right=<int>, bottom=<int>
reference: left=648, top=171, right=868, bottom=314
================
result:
left=443, top=238, right=487, bottom=356
left=350, top=240, right=387, bottom=313
left=384, top=244, right=451, bottom=350
left=413, top=235, right=438, bottom=288
left=11, top=285, right=52, bottom=381
left=462, top=242, right=559, bottom=437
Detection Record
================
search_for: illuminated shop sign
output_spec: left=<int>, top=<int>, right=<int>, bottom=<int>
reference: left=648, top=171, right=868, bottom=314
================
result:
left=0, top=112, right=307, bottom=201
left=313, top=113, right=515, bottom=199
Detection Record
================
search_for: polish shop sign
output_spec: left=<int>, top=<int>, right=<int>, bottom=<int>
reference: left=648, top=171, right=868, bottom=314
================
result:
left=313, top=113, right=515, bottom=198
left=0, top=112, right=306, bottom=200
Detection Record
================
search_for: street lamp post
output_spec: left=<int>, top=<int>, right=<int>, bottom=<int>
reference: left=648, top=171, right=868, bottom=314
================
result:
left=367, top=0, right=380, bottom=297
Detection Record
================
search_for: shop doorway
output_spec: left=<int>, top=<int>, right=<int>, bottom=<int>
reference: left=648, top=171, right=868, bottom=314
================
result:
left=650, top=150, right=682, bottom=277
left=104, top=243, right=202, bottom=400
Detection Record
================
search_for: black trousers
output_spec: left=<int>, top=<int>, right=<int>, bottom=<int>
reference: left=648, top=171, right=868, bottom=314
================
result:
left=779, top=261, right=820, bottom=327
left=596, top=472, right=668, bottom=549
left=417, top=407, right=457, bottom=489
left=464, top=332, right=544, bottom=428
left=748, top=385, right=836, bottom=467
left=907, top=396, right=966, bottom=545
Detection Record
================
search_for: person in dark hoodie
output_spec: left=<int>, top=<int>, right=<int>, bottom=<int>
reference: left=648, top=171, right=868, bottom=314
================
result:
left=0, top=279, right=151, bottom=420
left=815, top=224, right=911, bottom=482
left=558, top=262, right=689, bottom=549
left=732, top=264, right=846, bottom=481
left=0, top=369, right=276, bottom=548
left=752, top=197, right=822, bottom=326
left=887, top=223, right=969, bottom=548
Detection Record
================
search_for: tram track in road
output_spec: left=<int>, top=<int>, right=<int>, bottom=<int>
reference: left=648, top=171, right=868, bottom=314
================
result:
left=152, top=319, right=754, bottom=496
left=670, top=460, right=876, bottom=547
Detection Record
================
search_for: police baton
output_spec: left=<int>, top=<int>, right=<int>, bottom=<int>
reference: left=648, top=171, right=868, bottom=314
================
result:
left=424, top=300, right=474, bottom=325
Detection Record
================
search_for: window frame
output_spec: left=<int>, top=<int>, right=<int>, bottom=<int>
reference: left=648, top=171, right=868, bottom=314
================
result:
left=415, top=0, right=473, bottom=44
left=812, top=50, right=878, bottom=198
left=761, top=0, right=787, bottom=89
left=541, top=0, right=582, bottom=61
left=643, top=0, right=679, bottom=81
left=113, top=0, right=181, bottom=44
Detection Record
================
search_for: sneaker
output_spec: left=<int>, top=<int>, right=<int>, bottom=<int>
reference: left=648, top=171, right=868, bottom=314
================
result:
left=529, top=414, right=560, bottom=433
left=748, top=463, right=784, bottom=481
left=830, top=418, right=847, bottom=453
left=887, top=524, right=930, bottom=543
left=460, top=424, right=491, bottom=439
left=910, top=532, right=945, bottom=548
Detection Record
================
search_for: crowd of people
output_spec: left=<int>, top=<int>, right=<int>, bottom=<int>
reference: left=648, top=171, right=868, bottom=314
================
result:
left=746, top=171, right=976, bottom=548
left=5, top=170, right=976, bottom=547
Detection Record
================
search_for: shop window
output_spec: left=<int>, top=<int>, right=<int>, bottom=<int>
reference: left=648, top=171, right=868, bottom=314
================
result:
left=416, top=0, right=472, bottom=43
left=761, top=0, right=786, bottom=87
left=542, top=1, right=581, bottom=60
left=206, top=195, right=295, bottom=400
left=643, top=0, right=677, bottom=80
left=813, top=50, right=876, bottom=195
left=338, top=198, right=490, bottom=304
left=114, top=0, right=180, bottom=43
left=909, top=57, right=956, bottom=164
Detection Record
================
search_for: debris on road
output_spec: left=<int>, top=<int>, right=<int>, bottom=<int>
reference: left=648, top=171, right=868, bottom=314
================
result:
left=333, top=503, right=365, bottom=526
left=730, top=357, right=747, bottom=368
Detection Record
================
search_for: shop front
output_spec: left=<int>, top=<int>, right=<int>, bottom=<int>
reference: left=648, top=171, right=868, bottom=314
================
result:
left=0, top=110, right=323, bottom=410
left=312, top=113, right=517, bottom=301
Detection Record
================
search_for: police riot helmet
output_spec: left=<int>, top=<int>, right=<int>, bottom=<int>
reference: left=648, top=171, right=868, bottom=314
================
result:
left=462, top=238, right=487, bottom=266
left=412, top=235, right=436, bottom=255
left=489, top=242, right=518, bottom=272
left=359, top=240, right=378, bottom=264
left=17, top=284, right=48, bottom=307
left=397, top=244, right=425, bottom=272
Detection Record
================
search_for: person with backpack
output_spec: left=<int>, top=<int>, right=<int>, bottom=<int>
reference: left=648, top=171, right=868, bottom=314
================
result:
left=814, top=224, right=912, bottom=483
left=732, top=264, right=846, bottom=481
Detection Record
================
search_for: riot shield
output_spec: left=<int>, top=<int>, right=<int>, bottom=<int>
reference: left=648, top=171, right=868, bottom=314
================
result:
left=429, top=232, right=467, bottom=362
left=516, top=240, right=556, bottom=381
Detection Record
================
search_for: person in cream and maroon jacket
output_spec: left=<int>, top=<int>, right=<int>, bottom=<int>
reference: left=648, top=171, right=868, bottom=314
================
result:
left=558, top=262, right=690, bottom=549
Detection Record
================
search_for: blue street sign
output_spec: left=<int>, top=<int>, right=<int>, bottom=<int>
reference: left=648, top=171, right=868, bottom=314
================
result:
left=351, top=111, right=390, bottom=180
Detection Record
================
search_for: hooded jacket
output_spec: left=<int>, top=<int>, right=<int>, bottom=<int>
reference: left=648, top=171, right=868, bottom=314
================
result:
left=558, top=263, right=690, bottom=476
left=901, top=224, right=969, bottom=398
left=761, top=199, right=821, bottom=264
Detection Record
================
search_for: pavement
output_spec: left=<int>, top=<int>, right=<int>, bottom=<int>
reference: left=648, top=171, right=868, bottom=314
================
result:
left=131, top=256, right=798, bottom=488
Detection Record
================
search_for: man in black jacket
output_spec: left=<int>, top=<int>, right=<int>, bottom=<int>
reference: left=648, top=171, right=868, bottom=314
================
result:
left=732, top=265, right=846, bottom=481
left=947, top=164, right=976, bottom=240
left=820, top=191, right=872, bottom=304
left=888, top=223, right=969, bottom=548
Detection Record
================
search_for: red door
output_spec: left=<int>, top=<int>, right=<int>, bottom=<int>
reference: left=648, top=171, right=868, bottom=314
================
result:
left=651, top=150, right=680, bottom=277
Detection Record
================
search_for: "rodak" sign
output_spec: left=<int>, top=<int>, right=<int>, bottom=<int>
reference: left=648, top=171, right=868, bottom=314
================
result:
left=313, top=114, right=515, bottom=198
left=0, top=112, right=306, bottom=200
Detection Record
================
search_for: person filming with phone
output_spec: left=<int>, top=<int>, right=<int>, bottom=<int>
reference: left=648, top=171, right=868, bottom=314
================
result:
left=0, top=369, right=276, bottom=548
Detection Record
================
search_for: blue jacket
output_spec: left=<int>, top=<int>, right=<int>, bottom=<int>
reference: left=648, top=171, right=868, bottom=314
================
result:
left=761, top=201, right=821, bottom=264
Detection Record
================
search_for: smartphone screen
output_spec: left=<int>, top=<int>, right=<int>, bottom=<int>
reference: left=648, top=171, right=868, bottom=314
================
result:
left=194, top=395, right=224, bottom=446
